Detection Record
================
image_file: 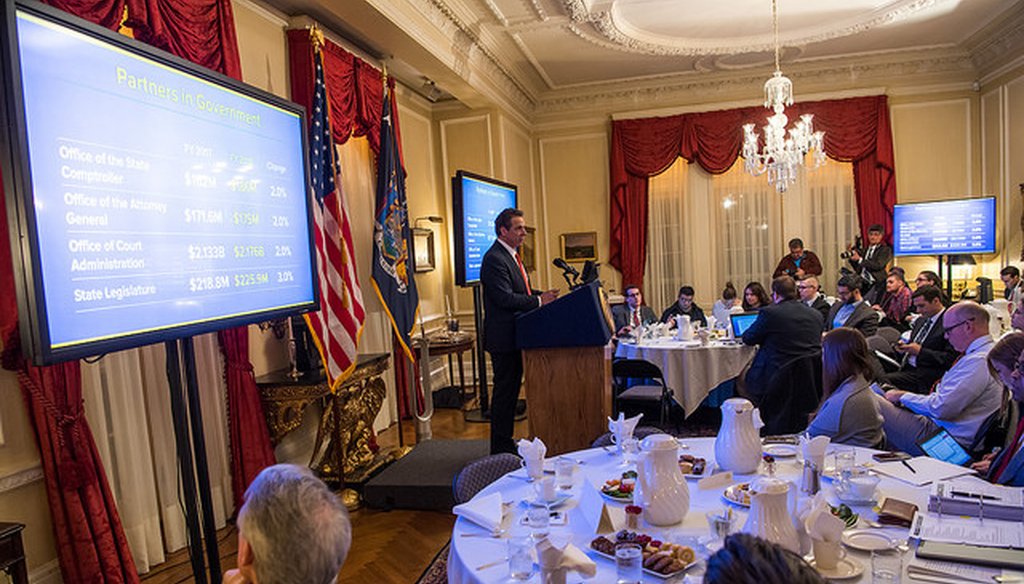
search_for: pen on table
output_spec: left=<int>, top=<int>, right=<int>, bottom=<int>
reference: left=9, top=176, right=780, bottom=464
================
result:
left=950, top=490, right=998, bottom=500
left=900, top=459, right=917, bottom=474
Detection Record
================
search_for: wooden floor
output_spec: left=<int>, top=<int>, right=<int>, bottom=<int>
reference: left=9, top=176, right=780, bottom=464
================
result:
left=140, top=406, right=530, bottom=583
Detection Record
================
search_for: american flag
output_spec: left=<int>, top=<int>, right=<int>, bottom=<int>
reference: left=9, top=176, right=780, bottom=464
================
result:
left=303, top=41, right=365, bottom=391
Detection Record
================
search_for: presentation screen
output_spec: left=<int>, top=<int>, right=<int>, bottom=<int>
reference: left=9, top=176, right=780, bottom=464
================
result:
left=452, top=171, right=517, bottom=286
left=0, top=2, right=318, bottom=364
left=893, top=197, right=997, bottom=257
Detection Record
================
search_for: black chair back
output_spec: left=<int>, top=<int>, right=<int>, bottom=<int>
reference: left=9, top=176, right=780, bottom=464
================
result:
left=752, top=353, right=823, bottom=435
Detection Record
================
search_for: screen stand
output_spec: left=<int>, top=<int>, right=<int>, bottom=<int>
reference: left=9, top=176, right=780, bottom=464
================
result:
left=464, top=285, right=490, bottom=423
left=165, top=338, right=222, bottom=584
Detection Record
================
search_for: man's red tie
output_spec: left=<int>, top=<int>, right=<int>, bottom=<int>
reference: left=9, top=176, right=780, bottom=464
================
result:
left=633, top=310, right=640, bottom=327
left=514, top=252, right=530, bottom=290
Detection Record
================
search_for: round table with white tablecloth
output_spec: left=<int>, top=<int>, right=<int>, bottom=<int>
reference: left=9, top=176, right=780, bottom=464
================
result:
left=448, top=436, right=937, bottom=584
left=614, top=339, right=757, bottom=415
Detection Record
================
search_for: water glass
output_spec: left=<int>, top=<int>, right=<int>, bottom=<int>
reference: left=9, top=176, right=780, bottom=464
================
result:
left=621, top=437, right=640, bottom=466
left=507, top=535, right=534, bottom=580
left=872, top=549, right=902, bottom=584
left=834, top=446, right=856, bottom=487
left=555, top=457, right=575, bottom=489
left=705, top=509, right=735, bottom=542
left=615, top=543, right=643, bottom=584
left=526, top=506, right=549, bottom=539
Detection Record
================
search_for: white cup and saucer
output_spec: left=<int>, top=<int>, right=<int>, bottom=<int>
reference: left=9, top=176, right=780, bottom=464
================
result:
left=835, top=471, right=880, bottom=505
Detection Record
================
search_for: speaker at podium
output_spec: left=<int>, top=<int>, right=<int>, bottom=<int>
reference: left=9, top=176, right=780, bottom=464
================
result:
left=514, top=280, right=615, bottom=454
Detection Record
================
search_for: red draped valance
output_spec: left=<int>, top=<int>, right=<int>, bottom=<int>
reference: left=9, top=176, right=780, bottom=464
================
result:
left=609, top=95, right=897, bottom=286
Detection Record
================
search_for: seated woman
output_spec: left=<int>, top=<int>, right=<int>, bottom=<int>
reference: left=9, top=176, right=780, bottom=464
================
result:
left=805, top=327, right=885, bottom=448
left=704, top=533, right=824, bottom=584
left=712, top=281, right=743, bottom=326
left=972, top=332, right=1024, bottom=486
left=742, top=281, right=771, bottom=312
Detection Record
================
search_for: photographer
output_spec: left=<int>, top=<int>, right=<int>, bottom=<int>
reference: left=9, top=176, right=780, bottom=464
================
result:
left=844, top=224, right=892, bottom=303
left=772, top=238, right=822, bottom=279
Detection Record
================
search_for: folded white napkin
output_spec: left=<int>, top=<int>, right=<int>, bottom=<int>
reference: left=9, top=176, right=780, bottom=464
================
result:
left=793, top=493, right=816, bottom=555
left=607, top=413, right=642, bottom=442
left=537, top=536, right=597, bottom=584
left=452, top=492, right=503, bottom=532
left=518, top=437, right=547, bottom=461
left=800, top=435, right=830, bottom=469
left=804, top=494, right=845, bottom=543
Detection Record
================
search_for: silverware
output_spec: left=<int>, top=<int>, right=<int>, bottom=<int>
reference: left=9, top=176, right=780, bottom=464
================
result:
left=461, top=529, right=507, bottom=538
left=475, top=557, right=508, bottom=571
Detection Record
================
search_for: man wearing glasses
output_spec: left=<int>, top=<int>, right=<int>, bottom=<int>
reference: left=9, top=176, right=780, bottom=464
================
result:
left=875, top=302, right=1004, bottom=455
left=612, top=285, right=656, bottom=337
left=797, top=276, right=830, bottom=327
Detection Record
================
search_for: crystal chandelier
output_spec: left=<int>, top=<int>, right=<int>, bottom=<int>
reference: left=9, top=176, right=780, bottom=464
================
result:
left=742, top=0, right=825, bottom=193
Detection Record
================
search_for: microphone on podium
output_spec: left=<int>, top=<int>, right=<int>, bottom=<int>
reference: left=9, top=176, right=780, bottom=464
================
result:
left=553, top=257, right=579, bottom=288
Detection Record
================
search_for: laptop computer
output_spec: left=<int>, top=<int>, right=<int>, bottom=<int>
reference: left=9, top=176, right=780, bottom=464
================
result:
left=730, top=311, right=760, bottom=338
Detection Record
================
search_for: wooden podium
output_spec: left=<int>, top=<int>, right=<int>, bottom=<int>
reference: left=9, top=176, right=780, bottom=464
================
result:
left=517, top=281, right=614, bottom=455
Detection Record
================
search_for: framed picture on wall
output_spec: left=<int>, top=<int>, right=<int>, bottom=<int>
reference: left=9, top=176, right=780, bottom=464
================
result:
left=560, top=231, right=597, bottom=262
left=412, top=228, right=435, bottom=272
left=521, top=227, right=536, bottom=272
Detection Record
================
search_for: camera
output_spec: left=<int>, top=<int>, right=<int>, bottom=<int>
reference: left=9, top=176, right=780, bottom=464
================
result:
left=840, top=235, right=863, bottom=259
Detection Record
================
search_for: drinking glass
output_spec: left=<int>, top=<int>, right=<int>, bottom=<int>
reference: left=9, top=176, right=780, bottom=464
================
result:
left=834, top=446, right=856, bottom=489
left=555, top=457, right=575, bottom=490
left=507, top=535, right=534, bottom=580
left=621, top=437, right=640, bottom=466
left=872, top=549, right=902, bottom=584
left=615, top=543, right=643, bottom=584
left=526, top=506, right=549, bottom=539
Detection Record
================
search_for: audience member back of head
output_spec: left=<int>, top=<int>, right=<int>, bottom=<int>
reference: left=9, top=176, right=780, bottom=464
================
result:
left=704, top=533, right=826, bottom=584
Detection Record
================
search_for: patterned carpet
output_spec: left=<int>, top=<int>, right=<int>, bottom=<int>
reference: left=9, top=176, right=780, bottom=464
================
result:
left=417, top=541, right=449, bottom=584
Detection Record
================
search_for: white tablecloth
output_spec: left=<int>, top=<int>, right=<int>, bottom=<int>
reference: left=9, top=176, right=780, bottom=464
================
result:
left=614, top=340, right=757, bottom=415
left=448, top=437, right=934, bottom=584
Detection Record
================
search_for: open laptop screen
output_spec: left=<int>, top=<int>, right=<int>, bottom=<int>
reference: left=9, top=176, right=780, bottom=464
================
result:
left=730, top=311, right=760, bottom=338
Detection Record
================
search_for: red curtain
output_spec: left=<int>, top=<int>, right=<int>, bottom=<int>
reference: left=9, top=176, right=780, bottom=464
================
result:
left=124, top=0, right=242, bottom=79
left=217, top=328, right=275, bottom=511
left=609, top=95, right=897, bottom=285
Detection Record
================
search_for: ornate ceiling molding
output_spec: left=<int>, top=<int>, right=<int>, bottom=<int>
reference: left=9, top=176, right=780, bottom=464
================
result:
left=966, top=1, right=1024, bottom=81
left=561, top=0, right=949, bottom=57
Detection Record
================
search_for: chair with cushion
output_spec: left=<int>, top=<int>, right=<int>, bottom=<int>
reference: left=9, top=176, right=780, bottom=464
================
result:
left=750, top=353, right=823, bottom=436
left=865, top=334, right=899, bottom=375
left=612, top=359, right=676, bottom=426
left=591, top=426, right=665, bottom=448
left=967, top=391, right=1013, bottom=457
left=876, top=326, right=903, bottom=346
left=451, top=453, right=523, bottom=505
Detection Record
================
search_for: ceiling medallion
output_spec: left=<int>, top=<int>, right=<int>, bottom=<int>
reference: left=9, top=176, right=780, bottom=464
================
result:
left=742, top=0, right=825, bottom=193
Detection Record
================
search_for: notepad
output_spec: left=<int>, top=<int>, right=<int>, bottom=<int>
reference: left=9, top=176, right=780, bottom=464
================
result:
left=912, top=512, right=1024, bottom=548
left=869, top=456, right=974, bottom=486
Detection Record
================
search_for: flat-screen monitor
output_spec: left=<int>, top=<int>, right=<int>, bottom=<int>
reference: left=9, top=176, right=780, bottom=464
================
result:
left=452, top=171, right=517, bottom=287
left=730, top=311, right=759, bottom=337
left=0, top=1, right=318, bottom=364
left=893, top=197, right=997, bottom=256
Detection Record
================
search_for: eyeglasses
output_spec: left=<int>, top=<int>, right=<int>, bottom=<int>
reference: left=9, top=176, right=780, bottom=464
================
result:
left=796, top=285, right=816, bottom=290
left=942, top=318, right=974, bottom=336
left=625, top=292, right=641, bottom=297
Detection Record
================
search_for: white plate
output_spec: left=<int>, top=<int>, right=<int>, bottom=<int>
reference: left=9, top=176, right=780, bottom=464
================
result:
left=763, top=444, right=799, bottom=458
left=599, top=489, right=633, bottom=504
left=841, top=529, right=899, bottom=552
left=807, top=557, right=863, bottom=580
left=722, top=483, right=751, bottom=507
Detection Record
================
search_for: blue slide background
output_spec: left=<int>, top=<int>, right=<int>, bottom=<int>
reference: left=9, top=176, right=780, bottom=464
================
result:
left=893, top=198, right=996, bottom=256
left=16, top=12, right=316, bottom=349
left=459, top=176, right=516, bottom=283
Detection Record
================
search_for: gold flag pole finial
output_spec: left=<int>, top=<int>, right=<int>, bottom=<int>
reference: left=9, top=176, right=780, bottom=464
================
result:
left=309, top=23, right=325, bottom=53
left=381, top=62, right=389, bottom=86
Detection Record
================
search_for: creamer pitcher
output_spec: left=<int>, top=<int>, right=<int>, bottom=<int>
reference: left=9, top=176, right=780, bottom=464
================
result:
left=635, top=434, right=689, bottom=526
left=715, top=398, right=763, bottom=473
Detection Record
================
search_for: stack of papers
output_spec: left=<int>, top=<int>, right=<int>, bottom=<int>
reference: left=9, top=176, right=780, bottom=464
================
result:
left=907, top=558, right=1002, bottom=583
left=927, top=477, right=1024, bottom=521
left=869, top=456, right=974, bottom=486
left=911, top=512, right=1024, bottom=548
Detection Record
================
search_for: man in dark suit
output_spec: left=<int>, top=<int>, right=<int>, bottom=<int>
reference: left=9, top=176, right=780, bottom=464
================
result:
left=846, top=224, right=892, bottom=303
left=797, top=275, right=830, bottom=328
left=481, top=208, right=559, bottom=454
left=826, top=274, right=879, bottom=338
left=742, top=276, right=823, bottom=398
left=879, top=285, right=958, bottom=394
left=612, top=284, right=657, bottom=336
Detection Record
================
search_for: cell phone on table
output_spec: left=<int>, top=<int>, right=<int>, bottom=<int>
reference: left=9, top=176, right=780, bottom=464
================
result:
left=762, top=435, right=799, bottom=445
left=872, top=451, right=912, bottom=463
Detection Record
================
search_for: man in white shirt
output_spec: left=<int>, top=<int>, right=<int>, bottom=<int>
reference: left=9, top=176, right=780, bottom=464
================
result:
left=875, top=301, right=1005, bottom=455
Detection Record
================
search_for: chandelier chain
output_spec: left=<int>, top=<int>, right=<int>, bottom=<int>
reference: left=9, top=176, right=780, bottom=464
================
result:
left=772, top=0, right=780, bottom=73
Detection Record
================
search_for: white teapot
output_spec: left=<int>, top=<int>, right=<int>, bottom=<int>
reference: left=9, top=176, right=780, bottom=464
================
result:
left=715, top=398, right=763, bottom=473
left=634, top=434, right=689, bottom=526
left=741, top=477, right=800, bottom=553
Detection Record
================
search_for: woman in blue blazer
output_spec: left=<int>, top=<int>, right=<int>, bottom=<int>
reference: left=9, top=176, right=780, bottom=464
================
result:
left=973, top=332, right=1024, bottom=486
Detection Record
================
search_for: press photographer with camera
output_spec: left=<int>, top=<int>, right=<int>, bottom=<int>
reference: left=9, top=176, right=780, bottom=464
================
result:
left=772, top=238, right=822, bottom=279
left=843, top=224, right=892, bottom=304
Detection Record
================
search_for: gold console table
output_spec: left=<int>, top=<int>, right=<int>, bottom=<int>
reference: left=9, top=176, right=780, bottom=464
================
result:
left=256, top=353, right=400, bottom=508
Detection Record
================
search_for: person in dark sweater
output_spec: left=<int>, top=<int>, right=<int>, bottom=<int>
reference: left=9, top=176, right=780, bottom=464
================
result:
left=660, top=285, right=707, bottom=327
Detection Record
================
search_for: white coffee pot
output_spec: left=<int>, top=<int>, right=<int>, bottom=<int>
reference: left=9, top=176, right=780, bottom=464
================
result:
left=635, top=434, right=689, bottom=526
left=675, top=315, right=693, bottom=341
left=715, top=398, right=763, bottom=474
left=741, top=477, right=800, bottom=553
